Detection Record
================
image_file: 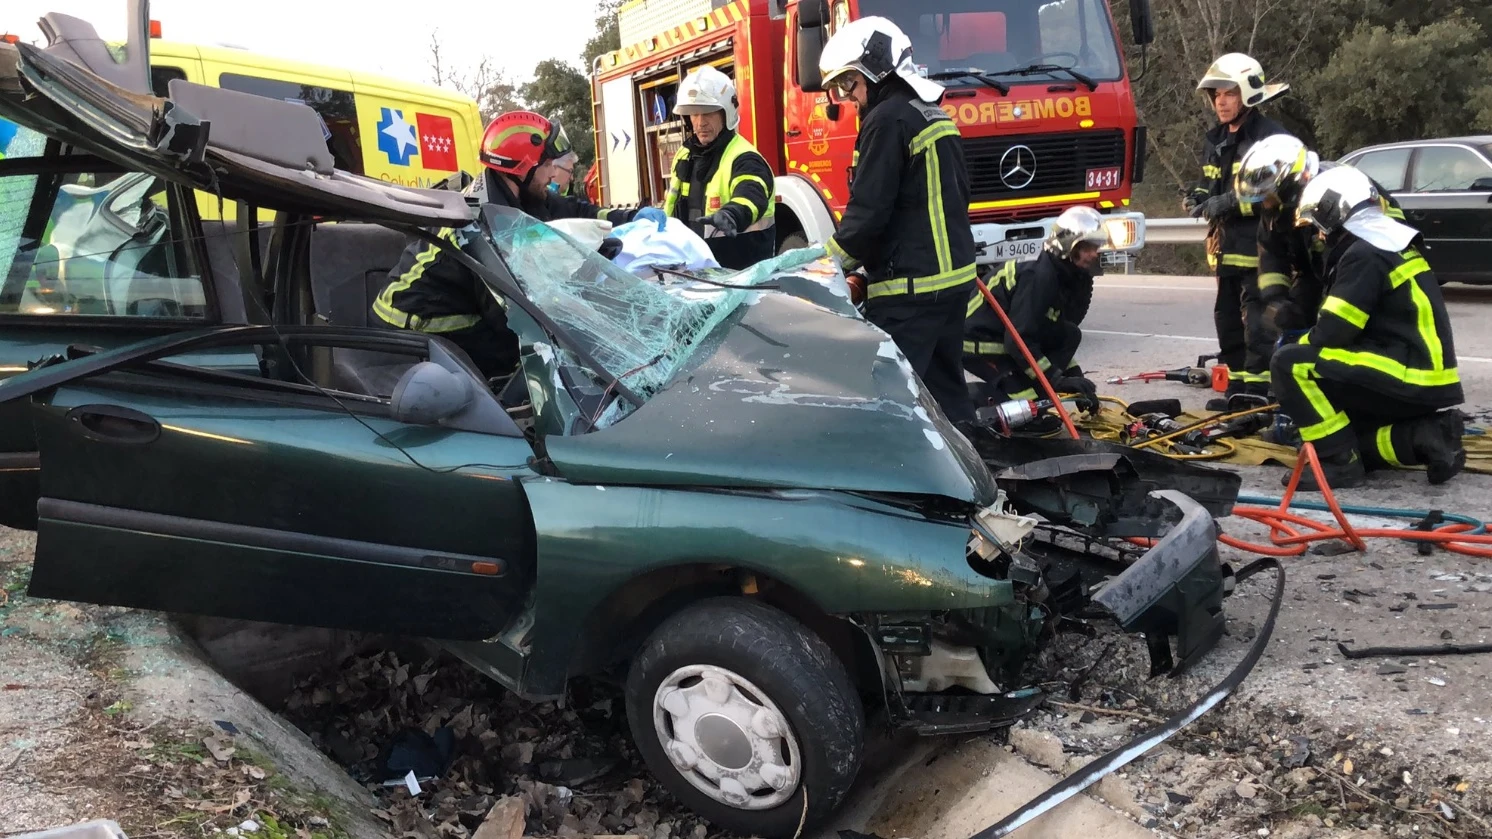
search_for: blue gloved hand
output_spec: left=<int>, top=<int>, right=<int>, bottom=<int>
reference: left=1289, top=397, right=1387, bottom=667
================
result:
left=634, top=207, right=668, bottom=231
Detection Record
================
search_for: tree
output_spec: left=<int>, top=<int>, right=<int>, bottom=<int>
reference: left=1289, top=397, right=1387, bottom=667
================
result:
left=521, top=59, right=596, bottom=167
left=1300, top=16, right=1492, bottom=156
left=583, top=0, right=624, bottom=69
left=427, top=29, right=524, bottom=124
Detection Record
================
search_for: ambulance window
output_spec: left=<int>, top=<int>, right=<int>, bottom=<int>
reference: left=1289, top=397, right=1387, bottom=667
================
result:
left=150, top=66, right=187, bottom=98
left=217, top=73, right=364, bottom=175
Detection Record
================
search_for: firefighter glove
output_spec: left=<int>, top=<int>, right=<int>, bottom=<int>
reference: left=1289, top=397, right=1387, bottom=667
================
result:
left=633, top=207, right=668, bottom=231
left=1199, top=192, right=1237, bottom=221
left=1267, top=298, right=1309, bottom=332
left=696, top=209, right=738, bottom=236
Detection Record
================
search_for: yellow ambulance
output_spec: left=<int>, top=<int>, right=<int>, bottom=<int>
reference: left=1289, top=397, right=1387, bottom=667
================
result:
left=144, top=36, right=483, bottom=218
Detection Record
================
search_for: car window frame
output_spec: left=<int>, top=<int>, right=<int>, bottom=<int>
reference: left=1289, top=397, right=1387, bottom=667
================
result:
left=1345, top=146, right=1412, bottom=193
left=0, top=151, right=224, bottom=329
left=1407, top=143, right=1492, bottom=194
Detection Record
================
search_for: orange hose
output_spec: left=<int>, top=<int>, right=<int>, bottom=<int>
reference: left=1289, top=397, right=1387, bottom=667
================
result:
left=1128, top=444, right=1492, bottom=558
left=973, top=277, right=1080, bottom=440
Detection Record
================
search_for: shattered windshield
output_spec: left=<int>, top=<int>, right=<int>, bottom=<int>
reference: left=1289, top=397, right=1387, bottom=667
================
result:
left=483, top=210, right=831, bottom=426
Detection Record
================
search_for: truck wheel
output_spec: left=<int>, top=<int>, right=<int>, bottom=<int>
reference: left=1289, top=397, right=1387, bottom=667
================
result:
left=625, top=597, right=864, bottom=838
left=778, top=232, right=809, bottom=255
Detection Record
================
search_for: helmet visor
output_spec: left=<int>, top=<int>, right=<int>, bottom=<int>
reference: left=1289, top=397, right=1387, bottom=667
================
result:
left=544, top=117, right=572, bottom=161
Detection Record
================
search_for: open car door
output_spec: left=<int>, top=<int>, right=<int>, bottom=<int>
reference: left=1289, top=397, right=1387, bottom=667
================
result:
left=0, top=13, right=542, bottom=638
left=0, top=326, right=538, bottom=639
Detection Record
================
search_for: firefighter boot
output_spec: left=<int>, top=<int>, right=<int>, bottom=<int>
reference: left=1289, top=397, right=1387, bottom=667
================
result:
left=1411, top=411, right=1467, bottom=486
left=1206, top=381, right=1245, bottom=412
left=1285, top=448, right=1366, bottom=491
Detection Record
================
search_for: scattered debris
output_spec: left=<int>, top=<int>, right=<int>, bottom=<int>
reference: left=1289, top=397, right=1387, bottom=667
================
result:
left=1338, top=640, right=1492, bottom=659
left=281, top=650, right=717, bottom=839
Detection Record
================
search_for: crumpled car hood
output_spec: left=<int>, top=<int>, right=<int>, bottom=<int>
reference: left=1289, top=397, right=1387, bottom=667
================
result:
left=542, top=288, right=999, bottom=504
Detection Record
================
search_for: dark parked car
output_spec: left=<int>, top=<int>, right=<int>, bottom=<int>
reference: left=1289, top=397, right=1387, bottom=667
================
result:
left=0, top=11, right=1239, bottom=836
left=1339, top=136, right=1492, bottom=284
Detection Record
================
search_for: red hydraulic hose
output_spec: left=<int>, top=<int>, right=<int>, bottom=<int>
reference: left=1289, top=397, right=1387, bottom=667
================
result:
left=973, top=277, right=1080, bottom=440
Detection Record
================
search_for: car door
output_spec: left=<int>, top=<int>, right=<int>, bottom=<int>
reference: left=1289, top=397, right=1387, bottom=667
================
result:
left=0, top=325, right=538, bottom=639
left=0, top=125, right=252, bottom=529
left=1403, top=144, right=1492, bottom=283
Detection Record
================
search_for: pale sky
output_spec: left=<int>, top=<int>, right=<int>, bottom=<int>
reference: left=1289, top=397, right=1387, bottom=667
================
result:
left=2, top=0, right=603, bottom=90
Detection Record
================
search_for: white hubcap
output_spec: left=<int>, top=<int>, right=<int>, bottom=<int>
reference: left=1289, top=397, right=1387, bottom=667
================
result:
left=652, top=664, right=802, bottom=810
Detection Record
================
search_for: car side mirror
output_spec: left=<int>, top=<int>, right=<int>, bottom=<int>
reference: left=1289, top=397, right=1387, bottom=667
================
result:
left=1130, top=0, right=1155, bottom=46
left=826, top=102, right=841, bottom=121
left=390, top=361, right=473, bottom=425
left=1470, top=176, right=1492, bottom=192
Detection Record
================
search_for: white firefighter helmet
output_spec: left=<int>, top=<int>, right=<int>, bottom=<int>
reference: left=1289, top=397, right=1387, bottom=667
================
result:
left=1046, top=206, right=1111, bottom=260
left=1235, top=134, right=1319, bottom=205
left=674, top=65, right=739, bottom=130
left=1295, top=164, right=1417, bottom=250
left=818, top=16, right=946, bottom=104
left=1196, top=52, right=1288, bottom=108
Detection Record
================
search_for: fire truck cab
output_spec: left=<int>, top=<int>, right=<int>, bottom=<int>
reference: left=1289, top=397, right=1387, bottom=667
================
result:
left=590, top=0, right=1154, bottom=269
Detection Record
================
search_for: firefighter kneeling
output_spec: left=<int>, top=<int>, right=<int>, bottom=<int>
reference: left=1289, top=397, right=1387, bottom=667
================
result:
left=1271, top=165, right=1466, bottom=490
left=964, top=207, right=1104, bottom=415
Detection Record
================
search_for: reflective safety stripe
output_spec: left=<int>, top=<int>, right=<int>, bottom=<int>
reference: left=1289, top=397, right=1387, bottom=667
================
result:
left=663, top=147, right=690, bottom=216
left=967, top=293, right=985, bottom=317
left=374, top=228, right=482, bottom=333
left=1233, top=370, right=1272, bottom=383
left=1258, top=272, right=1291, bottom=291
left=1219, top=254, right=1260, bottom=268
left=1383, top=198, right=1405, bottom=220
left=727, top=173, right=770, bottom=223
left=964, top=340, right=1006, bottom=355
left=1239, top=200, right=1254, bottom=217
left=1376, top=424, right=1405, bottom=468
left=916, top=124, right=955, bottom=281
left=866, top=264, right=977, bottom=299
left=1317, top=347, right=1460, bottom=387
left=1007, top=387, right=1039, bottom=399
left=1292, top=360, right=1351, bottom=441
left=1202, top=165, right=1222, bottom=178
left=826, top=235, right=857, bottom=269
left=1320, top=295, right=1369, bottom=329
left=910, top=121, right=961, bottom=157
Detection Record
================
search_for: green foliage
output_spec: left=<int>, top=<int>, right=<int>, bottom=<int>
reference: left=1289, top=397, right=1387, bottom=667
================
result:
left=521, top=59, right=596, bottom=167
left=1301, top=15, right=1492, bottom=156
left=583, top=0, right=624, bottom=68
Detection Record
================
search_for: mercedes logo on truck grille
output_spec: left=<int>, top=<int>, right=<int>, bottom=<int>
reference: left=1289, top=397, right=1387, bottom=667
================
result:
left=1000, top=145, right=1036, bottom=190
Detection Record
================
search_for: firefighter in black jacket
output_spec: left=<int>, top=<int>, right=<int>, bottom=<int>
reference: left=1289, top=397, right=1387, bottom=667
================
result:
left=373, top=111, right=639, bottom=379
left=818, top=16, right=977, bottom=426
left=1270, top=165, right=1465, bottom=490
left=1234, top=134, right=1406, bottom=338
left=963, top=207, right=1105, bottom=410
left=663, top=66, right=777, bottom=270
left=1186, top=53, right=1288, bottom=409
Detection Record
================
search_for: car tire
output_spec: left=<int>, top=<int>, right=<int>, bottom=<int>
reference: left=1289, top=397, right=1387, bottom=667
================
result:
left=625, top=597, right=864, bottom=838
left=778, top=232, right=810, bottom=255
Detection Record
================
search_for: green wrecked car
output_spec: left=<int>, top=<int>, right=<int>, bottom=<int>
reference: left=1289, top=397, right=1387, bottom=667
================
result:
left=0, top=12, right=1237, bottom=837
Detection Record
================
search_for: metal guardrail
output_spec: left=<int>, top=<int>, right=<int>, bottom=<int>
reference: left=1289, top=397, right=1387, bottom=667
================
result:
left=1145, top=217, right=1209, bottom=245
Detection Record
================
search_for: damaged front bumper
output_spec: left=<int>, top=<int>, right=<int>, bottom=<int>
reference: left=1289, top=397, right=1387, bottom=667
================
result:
left=862, top=489, right=1229, bottom=735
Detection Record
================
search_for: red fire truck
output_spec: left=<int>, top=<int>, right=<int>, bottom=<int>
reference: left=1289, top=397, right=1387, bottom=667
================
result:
left=588, top=0, right=1155, bottom=269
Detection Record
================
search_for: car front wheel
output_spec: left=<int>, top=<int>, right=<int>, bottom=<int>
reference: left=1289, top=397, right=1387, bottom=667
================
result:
left=624, top=597, right=864, bottom=837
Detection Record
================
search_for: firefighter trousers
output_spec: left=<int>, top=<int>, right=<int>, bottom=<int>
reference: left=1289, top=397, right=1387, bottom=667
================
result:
left=868, top=291, right=977, bottom=425
left=1215, top=267, right=1273, bottom=394
left=1271, top=342, right=1441, bottom=469
left=963, top=321, right=1082, bottom=404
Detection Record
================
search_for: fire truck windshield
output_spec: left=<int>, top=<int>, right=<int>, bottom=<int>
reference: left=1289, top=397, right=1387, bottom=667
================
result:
left=857, top=0, right=1124, bottom=86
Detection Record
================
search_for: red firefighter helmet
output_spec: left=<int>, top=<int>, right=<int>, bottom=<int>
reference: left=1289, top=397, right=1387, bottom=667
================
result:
left=479, top=111, right=573, bottom=181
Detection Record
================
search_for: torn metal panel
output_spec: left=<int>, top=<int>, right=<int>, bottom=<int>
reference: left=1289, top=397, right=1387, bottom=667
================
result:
left=1090, top=490, right=1228, bottom=677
